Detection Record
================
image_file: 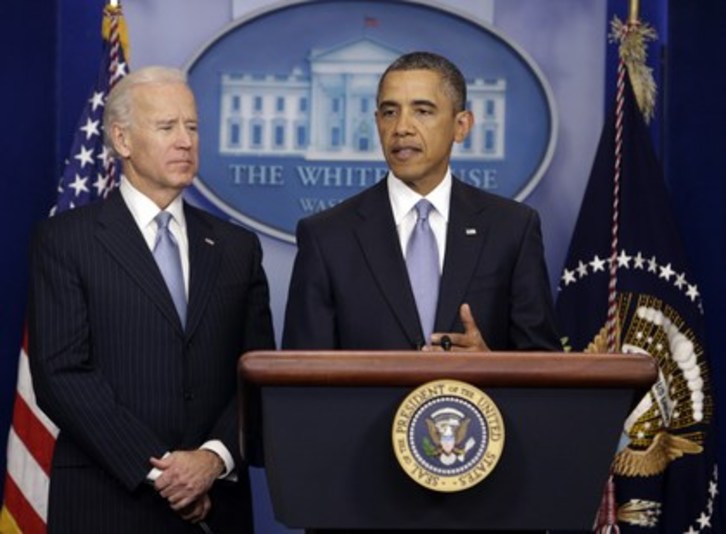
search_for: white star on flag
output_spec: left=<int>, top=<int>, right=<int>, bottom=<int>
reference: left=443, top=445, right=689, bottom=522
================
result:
left=74, top=145, right=94, bottom=168
left=89, top=90, right=105, bottom=111
left=589, top=254, right=606, bottom=272
left=80, top=118, right=100, bottom=140
left=93, top=173, right=110, bottom=196
left=96, top=145, right=112, bottom=167
left=115, top=61, right=128, bottom=79
left=674, top=272, right=687, bottom=289
left=69, top=174, right=89, bottom=197
left=561, top=269, right=576, bottom=286
left=686, top=284, right=700, bottom=302
left=659, top=262, right=675, bottom=281
left=617, top=249, right=632, bottom=267
left=576, top=260, right=588, bottom=278
left=697, top=511, right=711, bottom=528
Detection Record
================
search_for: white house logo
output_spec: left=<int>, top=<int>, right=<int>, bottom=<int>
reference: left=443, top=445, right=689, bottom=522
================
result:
left=218, top=39, right=505, bottom=162
left=185, top=0, right=557, bottom=242
left=392, top=379, right=505, bottom=492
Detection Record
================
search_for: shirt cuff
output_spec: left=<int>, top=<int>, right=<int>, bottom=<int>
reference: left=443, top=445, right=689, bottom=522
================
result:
left=200, top=440, right=236, bottom=480
left=146, top=451, right=170, bottom=483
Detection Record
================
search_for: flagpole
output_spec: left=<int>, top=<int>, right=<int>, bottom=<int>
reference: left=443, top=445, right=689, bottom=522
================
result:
left=604, top=0, right=656, bottom=355
left=628, top=0, right=639, bottom=23
left=598, top=3, right=649, bottom=530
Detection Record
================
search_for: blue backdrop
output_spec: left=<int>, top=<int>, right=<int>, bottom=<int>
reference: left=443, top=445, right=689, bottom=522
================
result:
left=2, top=0, right=725, bottom=529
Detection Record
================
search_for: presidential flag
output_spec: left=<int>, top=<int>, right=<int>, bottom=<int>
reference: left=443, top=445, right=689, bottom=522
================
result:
left=0, top=6, right=128, bottom=532
left=556, top=16, right=721, bottom=533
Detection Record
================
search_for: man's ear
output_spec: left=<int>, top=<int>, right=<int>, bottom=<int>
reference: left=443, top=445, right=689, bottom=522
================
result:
left=453, top=110, right=474, bottom=144
left=110, top=123, right=131, bottom=158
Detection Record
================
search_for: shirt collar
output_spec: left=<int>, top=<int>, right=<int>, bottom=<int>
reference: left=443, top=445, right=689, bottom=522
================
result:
left=387, top=169, right=452, bottom=224
left=119, top=178, right=186, bottom=230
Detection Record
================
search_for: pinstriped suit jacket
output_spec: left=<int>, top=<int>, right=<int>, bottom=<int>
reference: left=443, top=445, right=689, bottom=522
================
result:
left=28, top=190, right=274, bottom=533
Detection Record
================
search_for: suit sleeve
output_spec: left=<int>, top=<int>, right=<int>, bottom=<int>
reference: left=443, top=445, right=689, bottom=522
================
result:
left=282, top=219, right=338, bottom=349
left=209, top=233, right=274, bottom=467
left=508, top=210, right=563, bottom=351
left=28, top=222, right=169, bottom=491
left=239, top=234, right=276, bottom=355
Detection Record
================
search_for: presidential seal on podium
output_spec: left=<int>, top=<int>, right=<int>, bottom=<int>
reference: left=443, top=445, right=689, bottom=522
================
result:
left=392, top=379, right=505, bottom=492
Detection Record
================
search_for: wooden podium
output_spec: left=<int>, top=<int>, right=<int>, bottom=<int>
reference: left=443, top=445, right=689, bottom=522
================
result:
left=238, top=351, right=656, bottom=531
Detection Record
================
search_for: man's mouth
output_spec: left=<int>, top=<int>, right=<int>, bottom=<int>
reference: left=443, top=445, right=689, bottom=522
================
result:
left=391, top=146, right=421, bottom=160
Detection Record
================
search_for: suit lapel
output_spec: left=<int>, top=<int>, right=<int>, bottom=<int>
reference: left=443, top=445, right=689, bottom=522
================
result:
left=436, top=179, right=489, bottom=332
left=354, top=181, right=423, bottom=346
left=95, top=191, right=184, bottom=334
left=185, top=205, right=221, bottom=340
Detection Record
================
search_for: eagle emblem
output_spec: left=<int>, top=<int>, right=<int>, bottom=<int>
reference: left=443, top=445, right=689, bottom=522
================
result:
left=424, top=408, right=476, bottom=465
left=585, top=294, right=710, bottom=480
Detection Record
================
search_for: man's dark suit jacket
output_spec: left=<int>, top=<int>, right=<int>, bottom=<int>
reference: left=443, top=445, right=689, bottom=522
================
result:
left=283, top=177, right=561, bottom=351
left=28, top=190, right=274, bottom=533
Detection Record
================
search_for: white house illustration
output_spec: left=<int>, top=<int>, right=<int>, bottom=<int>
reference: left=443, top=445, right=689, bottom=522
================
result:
left=219, top=38, right=506, bottom=160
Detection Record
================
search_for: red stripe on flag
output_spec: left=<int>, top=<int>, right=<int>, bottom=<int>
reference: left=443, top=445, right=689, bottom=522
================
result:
left=11, top=393, right=55, bottom=475
left=3, top=475, right=46, bottom=534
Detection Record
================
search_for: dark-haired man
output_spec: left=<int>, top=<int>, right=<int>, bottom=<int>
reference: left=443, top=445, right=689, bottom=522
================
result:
left=283, top=51, right=560, bottom=353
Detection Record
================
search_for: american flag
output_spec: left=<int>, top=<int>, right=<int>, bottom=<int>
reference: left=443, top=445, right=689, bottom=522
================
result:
left=52, top=6, right=128, bottom=214
left=0, top=6, right=128, bottom=532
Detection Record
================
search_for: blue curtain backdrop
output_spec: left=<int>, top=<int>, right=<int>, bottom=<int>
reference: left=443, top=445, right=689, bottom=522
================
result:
left=1, top=0, right=725, bottom=528
left=0, top=0, right=58, bottom=496
left=666, top=12, right=726, bottom=521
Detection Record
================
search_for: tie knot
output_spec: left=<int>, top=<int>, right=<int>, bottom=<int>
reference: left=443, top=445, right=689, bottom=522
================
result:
left=415, top=199, right=433, bottom=221
left=155, top=211, right=173, bottom=230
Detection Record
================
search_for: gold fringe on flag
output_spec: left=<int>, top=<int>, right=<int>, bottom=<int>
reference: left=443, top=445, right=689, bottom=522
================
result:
left=102, top=5, right=130, bottom=64
left=609, top=16, right=657, bottom=123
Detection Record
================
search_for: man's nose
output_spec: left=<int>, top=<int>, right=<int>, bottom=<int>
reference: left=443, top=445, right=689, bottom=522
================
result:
left=176, top=125, right=194, bottom=147
left=393, top=110, right=414, bottom=135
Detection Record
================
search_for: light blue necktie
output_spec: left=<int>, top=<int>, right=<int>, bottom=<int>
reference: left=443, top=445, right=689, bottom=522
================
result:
left=406, top=199, right=440, bottom=344
left=153, top=211, right=187, bottom=326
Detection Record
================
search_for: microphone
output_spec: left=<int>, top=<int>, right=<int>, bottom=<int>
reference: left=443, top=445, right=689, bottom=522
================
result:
left=440, top=335, right=452, bottom=352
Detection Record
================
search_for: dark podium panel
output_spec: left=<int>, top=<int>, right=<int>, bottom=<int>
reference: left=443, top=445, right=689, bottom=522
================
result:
left=238, top=351, right=656, bottom=531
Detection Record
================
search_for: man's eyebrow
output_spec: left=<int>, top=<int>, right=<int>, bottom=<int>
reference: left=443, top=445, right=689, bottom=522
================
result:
left=411, top=99, right=436, bottom=108
left=151, top=117, right=197, bottom=125
left=377, top=99, right=437, bottom=108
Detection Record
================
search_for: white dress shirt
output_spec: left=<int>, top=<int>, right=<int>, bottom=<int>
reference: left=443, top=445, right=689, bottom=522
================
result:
left=387, top=169, right=451, bottom=272
left=119, top=178, right=190, bottom=296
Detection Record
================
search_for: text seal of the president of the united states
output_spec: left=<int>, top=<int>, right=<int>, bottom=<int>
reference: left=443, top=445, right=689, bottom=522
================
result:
left=392, top=379, right=505, bottom=492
